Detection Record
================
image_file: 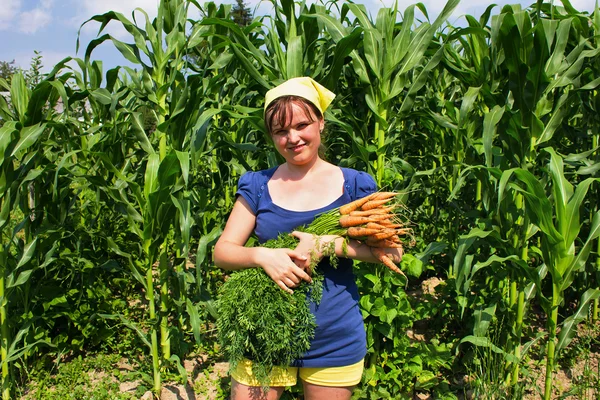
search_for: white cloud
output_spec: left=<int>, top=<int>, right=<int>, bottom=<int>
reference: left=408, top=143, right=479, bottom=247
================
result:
left=78, top=0, right=159, bottom=17
left=0, top=0, right=22, bottom=30
left=0, top=0, right=56, bottom=34
left=18, top=7, right=52, bottom=34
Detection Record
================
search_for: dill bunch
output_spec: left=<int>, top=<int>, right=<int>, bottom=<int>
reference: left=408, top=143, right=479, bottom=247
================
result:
left=217, top=266, right=324, bottom=387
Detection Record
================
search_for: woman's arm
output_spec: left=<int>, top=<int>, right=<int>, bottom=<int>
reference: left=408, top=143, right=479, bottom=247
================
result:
left=290, top=232, right=403, bottom=268
left=214, top=197, right=312, bottom=294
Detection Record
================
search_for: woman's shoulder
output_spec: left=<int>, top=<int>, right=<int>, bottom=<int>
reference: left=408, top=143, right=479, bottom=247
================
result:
left=239, top=167, right=278, bottom=185
left=236, top=167, right=278, bottom=213
left=340, top=167, right=376, bottom=184
left=340, top=167, right=377, bottom=200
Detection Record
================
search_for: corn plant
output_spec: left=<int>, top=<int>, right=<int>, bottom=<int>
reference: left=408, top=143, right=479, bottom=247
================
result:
left=316, top=0, right=458, bottom=185
left=0, top=68, right=101, bottom=399
left=0, top=72, right=62, bottom=399
left=445, top=2, right=600, bottom=392
left=503, top=149, right=599, bottom=400
left=76, top=0, right=215, bottom=393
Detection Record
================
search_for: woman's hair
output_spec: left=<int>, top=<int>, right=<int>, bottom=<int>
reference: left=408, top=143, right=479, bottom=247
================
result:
left=264, top=95, right=323, bottom=135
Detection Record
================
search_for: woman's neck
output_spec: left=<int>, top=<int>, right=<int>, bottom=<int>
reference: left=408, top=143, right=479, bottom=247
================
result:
left=280, top=157, right=327, bottom=179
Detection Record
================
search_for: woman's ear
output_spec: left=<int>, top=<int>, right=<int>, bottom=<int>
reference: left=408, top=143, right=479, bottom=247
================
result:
left=319, top=118, right=324, bottom=133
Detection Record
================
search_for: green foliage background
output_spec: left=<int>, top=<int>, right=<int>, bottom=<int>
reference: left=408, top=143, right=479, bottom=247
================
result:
left=0, top=0, right=599, bottom=399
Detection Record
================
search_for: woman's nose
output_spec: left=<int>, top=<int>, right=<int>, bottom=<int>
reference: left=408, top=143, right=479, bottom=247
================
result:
left=287, top=130, right=300, bottom=142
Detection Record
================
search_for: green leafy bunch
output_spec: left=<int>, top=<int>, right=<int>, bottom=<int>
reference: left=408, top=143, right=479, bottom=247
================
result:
left=217, top=266, right=324, bottom=387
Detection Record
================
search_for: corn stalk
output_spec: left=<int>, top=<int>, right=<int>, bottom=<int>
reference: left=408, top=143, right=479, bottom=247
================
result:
left=77, top=0, right=207, bottom=394
left=506, top=149, right=600, bottom=400
left=317, top=0, right=458, bottom=185
left=0, top=70, right=75, bottom=399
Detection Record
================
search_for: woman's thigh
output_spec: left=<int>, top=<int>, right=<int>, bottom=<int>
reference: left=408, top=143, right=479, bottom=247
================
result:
left=302, top=381, right=354, bottom=400
left=299, top=360, right=362, bottom=400
left=230, top=378, right=285, bottom=400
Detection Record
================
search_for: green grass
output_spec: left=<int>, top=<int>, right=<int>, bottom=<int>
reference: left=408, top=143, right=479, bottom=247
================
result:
left=559, top=321, right=600, bottom=400
left=17, top=353, right=138, bottom=400
left=464, top=321, right=529, bottom=400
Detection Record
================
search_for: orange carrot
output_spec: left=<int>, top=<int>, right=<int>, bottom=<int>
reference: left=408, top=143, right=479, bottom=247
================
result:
left=371, top=248, right=406, bottom=278
left=349, top=205, right=396, bottom=217
left=339, top=193, right=377, bottom=215
left=366, top=222, right=387, bottom=230
left=365, top=238, right=404, bottom=248
left=385, top=223, right=404, bottom=229
left=388, top=235, right=402, bottom=243
left=361, top=198, right=393, bottom=211
left=371, top=229, right=399, bottom=240
left=377, top=219, right=403, bottom=228
left=371, top=192, right=399, bottom=201
left=339, top=214, right=390, bottom=227
left=347, top=227, right=380, bottom=238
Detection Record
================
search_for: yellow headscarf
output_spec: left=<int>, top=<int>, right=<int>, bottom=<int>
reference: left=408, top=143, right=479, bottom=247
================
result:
left=264, top=77, right=336, bottom=114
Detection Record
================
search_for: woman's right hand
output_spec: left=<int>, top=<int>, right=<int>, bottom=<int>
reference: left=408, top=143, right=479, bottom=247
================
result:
left=256, top=247, right=312, bottom=294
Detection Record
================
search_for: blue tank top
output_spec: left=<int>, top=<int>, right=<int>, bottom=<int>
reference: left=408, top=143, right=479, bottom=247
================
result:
left=236, top=166, right=377, bottom=368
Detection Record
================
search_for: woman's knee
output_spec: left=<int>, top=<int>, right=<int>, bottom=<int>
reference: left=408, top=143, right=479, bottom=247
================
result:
left=301, top=381, right=354, bottom=400
left=230, top=378, right=285, bottom=400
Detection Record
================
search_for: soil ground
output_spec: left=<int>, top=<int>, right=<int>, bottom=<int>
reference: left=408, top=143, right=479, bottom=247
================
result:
left=118, top=356, right=230, bottom=400
left=126, top=322, right=598, bottom=400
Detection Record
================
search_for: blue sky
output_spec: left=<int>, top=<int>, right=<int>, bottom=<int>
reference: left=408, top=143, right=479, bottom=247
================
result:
left=0, top=0, right=597, bottom=73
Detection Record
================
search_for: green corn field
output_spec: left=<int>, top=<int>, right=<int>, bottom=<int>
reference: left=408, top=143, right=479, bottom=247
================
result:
left=0, top=0, right=599, bottom=399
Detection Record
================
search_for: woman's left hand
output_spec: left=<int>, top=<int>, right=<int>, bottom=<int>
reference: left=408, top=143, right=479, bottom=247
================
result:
left=375, top=247, right=403, bottom=263
left=290, top=231, right=318, bottom=272
left=290, top=231, right=337, bottom=273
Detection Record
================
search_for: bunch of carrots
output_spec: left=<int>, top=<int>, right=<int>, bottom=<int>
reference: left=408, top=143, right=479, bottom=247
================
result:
left=337, top=191, right=412, bottom=276
left=303, top=190, right=413, bottom=278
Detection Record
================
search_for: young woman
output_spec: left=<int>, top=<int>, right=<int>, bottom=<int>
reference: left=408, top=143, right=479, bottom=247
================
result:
left=214, top=77, right=403, bottom=400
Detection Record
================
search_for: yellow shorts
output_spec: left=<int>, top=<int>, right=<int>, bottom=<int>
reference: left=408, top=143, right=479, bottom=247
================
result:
left=231, top=359, right=364, bottom=387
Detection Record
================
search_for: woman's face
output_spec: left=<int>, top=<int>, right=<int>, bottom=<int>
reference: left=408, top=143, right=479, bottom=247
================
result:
left=270, top=102, right=324, bottom=166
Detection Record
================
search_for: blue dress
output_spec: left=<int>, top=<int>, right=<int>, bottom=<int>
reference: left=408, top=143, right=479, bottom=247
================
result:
left=236, top=166, right=377, bottom=368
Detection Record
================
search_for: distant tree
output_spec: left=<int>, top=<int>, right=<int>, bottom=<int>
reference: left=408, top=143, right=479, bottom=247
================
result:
left=26, top=50, right=44, bottom=88
left=232, top=0, right=252, bottom=27
left=0, top=51, right=44, bottom=88
left=0, top=59, right=17, bottom=84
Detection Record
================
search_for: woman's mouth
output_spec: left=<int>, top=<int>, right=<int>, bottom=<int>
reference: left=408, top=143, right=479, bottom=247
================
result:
left=289, top=144, right=305, bottom=152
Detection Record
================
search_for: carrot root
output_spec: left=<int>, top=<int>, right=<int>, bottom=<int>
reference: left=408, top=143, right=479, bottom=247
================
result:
left=347, top=227, right=380, bottom=238
left=339, top=193, right=378, bottom=215
left=372, top=248, right=406, bottom=278
left=366, top=222, right=387, bottom=230
left=349, top=206, right=396, bottom=217
left=366, top=238, right=404, bottom=248
left=339, top=214, right=391, bottom=228
left=371, top=229, right=399, bottom=241
left=371, top=192, right=399, bottom=201
left=361, top=198, right=393, bottom=211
